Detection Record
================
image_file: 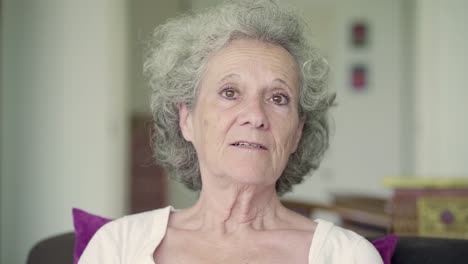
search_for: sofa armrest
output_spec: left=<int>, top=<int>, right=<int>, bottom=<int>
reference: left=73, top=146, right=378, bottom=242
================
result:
left=392, top=236, right=468, bottom=264
left=27, top=232, right=75, bottom=264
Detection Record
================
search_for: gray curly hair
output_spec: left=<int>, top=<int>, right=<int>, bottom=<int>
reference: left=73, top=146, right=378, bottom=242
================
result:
left=144, top=0, right=335, bottom=194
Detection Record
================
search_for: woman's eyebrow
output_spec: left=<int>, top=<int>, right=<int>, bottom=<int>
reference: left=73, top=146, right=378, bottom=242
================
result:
left=217, top=73, right=240, bottom=85
left=273, top=78, right=293, bottom=93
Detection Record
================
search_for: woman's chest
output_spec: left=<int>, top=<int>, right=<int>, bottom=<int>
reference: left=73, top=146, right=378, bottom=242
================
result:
left=155, top=244, right=308, bottom=264
left=153, top=230, right=311, bottom=264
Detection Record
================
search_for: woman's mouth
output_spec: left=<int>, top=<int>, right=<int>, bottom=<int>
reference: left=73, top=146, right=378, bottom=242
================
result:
left=230, top=141, right=268, bottom=150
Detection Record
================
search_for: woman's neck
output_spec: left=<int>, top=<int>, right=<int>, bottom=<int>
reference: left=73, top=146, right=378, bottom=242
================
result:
left=171, top=180, right=285, bottom=235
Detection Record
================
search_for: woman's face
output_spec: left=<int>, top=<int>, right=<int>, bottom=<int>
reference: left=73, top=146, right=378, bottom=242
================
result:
left=179, top=38, right=304, bottom=187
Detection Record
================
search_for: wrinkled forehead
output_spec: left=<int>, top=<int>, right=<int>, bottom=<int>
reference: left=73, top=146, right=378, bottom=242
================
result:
left=200, top=38, right=301, bottom=92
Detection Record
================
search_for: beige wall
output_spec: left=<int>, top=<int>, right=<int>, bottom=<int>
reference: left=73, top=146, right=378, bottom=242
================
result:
left=1, top=1, right=129, bottom=262
left=412, top=0, right=468, bottom=176
left=129, top=0, right=189, bottom=114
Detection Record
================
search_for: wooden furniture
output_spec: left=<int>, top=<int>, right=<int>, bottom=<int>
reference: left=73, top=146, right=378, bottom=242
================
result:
left=130, top=116, right=167, bottom=213
left=282, top=194, right=391, bottom=237
left=384, top=177, right=468, bottom=239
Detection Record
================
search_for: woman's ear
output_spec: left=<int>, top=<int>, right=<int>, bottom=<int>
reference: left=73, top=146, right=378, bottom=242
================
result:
left=179, top=103, right=194, bottom=142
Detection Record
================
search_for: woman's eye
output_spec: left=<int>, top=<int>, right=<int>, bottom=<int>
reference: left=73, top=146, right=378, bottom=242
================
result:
left=271, top=93, right=289, bottom=105
left=220, top=88, right=237, bottom=99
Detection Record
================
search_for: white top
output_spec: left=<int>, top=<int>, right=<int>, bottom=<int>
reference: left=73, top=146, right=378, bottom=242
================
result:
left=79, top=206, right=383, bottom=264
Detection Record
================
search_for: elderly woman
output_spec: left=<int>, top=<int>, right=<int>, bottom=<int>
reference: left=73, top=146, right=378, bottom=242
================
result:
left=80, top=0, right=382, bottom=263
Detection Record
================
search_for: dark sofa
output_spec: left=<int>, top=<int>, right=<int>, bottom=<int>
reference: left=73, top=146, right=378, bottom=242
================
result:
left=27, top=232, right=468, bottom=264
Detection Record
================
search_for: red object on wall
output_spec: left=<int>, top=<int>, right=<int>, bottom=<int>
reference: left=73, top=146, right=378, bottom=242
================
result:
left=352, top=65, right=367, bottom=91
left=351, top=22, right=368, bottom=47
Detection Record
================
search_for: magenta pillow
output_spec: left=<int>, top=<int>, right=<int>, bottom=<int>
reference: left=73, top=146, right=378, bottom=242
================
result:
left=72, top=208, right=112, bottom=264
left=371, top=235, right=398, bottom=264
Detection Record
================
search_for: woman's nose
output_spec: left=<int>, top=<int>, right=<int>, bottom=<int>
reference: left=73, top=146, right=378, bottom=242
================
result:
left=237, top=97, right=270, bottom=130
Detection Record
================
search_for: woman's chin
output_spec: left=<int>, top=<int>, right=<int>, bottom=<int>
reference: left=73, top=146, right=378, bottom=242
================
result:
left=222, top=168, right=278, bottom=187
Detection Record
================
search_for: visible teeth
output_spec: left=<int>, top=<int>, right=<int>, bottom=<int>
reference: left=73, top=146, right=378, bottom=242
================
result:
left=234, top=142, right=264, bottom=149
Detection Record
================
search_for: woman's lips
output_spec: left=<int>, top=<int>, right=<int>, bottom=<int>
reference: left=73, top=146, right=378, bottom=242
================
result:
left=230, top=141, right=268, bottom=150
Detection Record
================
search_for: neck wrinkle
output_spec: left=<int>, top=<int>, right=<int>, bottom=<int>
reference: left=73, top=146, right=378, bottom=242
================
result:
left=190, top=182, right=282, bottom=235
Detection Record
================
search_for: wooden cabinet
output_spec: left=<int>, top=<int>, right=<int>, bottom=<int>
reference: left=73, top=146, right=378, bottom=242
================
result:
left=130, top=116, right=167, bottom=214
left=385, top=177, right=468, bottom=239
left=282, top=195, right=391, bottom=238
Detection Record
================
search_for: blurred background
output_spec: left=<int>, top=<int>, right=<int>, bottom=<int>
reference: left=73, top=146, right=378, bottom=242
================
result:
left=1, top=0, right=467, bottom=263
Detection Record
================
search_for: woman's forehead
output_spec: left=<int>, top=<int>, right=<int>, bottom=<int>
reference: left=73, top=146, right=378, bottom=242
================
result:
left=202, top=39, right=300, bottom=90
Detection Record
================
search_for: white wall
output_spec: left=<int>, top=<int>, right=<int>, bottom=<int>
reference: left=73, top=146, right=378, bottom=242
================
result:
left=413, top=0, right=468, bottom=176
left=282, top=0, right=405, bottom=202
left=129, top=0, right=189, bottom=114
left=1, top=1, right=129, bottom=263
left=191, top=0, right=220, bottom=10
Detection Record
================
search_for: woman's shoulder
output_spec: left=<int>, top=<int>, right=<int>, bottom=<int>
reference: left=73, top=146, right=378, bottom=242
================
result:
left=110, top=206, right=172, bottom=230
left=310, top=219, right=383, bottom=263
left=79, top=206, right=172, bottom=263
left=96, top=206, right=172, bottom=240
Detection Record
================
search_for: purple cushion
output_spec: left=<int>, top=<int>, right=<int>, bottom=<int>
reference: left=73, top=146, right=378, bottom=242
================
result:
left=72, top=208, right=112, bottom=264
left=371, top=235, right=398, bottom=264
